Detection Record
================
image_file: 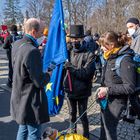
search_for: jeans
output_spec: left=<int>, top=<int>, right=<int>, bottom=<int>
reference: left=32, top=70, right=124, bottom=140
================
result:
left=16, top=124, right=41, bottom=140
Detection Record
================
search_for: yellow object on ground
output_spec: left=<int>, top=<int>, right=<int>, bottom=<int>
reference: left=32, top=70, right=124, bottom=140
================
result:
left=58, top=133, right=88, bottom=140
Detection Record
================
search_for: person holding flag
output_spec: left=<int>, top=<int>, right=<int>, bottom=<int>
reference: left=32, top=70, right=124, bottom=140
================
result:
left=63, top=25, right=95, bottom=139
left=43, top=0, right=68, bottom=115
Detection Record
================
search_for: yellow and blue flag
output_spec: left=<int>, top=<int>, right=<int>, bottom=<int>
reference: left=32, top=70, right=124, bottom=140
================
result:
left=43, top=0, right=68, bottom=115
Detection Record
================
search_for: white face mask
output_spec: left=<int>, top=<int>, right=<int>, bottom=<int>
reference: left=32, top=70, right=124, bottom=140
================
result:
left=128, top=28, right=136, bottom=36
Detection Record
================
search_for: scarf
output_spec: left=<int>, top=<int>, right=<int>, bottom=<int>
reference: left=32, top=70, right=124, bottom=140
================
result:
left=103, top=47, right=120, bottom=60
left=25, top=34, right=39, bottom=48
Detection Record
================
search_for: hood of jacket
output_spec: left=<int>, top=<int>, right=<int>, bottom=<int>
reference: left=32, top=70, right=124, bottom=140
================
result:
left=133, top=27, right=140, bottom=39
left=109, top=45, right=134, bottom=59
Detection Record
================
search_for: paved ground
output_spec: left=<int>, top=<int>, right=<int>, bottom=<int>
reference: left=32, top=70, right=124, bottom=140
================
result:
left=0, top=47, right=97, bottom=140
left=0, top=47, right=140, bottom=140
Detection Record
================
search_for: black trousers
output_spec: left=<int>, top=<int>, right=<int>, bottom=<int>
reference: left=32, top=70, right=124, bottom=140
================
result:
left=6, top=49, right=13, bottom=85
left=68, top=98, right=89, bottom=139
left=99, top=98, right=126, bottom=140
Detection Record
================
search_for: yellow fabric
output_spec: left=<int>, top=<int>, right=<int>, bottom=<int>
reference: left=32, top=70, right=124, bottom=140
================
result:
left=55, top=96, right=59, bottom=106
left=46, top=83, right=52, bottom=91
left=103, top=47, right=120, bottom=60
left=58, top=133, right=88, bottom=140
left=137, top=67, right=140, bottom=74
left=43, top=28, right=48, bottom=36
left=66, top=36, right=70, bottom=43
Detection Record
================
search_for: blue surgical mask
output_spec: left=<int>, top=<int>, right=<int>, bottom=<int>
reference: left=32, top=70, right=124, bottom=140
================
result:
left=128, top=28, right=136, bottom=36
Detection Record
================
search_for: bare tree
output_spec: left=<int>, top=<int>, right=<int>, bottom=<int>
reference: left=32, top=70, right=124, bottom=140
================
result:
left=63, top=0, right=96, bottom=31
left=128, top=0, right=140, bottom=20
left=3, top=0, right=24, bottom=26
left=26, top=0, right=54, bottom=26
left=2, top=0, right=139, bottom=34
left=90, top=0, right=134, bottom=34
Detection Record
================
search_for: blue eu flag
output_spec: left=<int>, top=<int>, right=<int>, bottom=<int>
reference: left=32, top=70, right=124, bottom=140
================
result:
left=43, top=0, right=68, bottom=115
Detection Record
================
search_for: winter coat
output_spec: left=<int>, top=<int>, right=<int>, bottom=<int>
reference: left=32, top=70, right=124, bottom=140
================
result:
left=102, top=45, right=136, bottom=104
left=10, top=35, right=50, bottom=125
left=3, top=32, right=19, bottom=50
left=63, top=45, right=95, bottom=99
left=84, top=35, right=98, bottom=53
left=131, top=27, right=140, bottom=54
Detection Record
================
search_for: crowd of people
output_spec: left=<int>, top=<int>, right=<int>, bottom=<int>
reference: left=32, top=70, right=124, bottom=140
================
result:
left=0, top=17, right=140, bottom=140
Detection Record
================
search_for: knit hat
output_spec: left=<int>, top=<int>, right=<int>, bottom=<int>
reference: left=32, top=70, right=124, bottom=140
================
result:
left=126, top=17, right=139, bottom=25
left=1, top=25, right=8, bottom=31
left=93, top=33, right=100, bottom=41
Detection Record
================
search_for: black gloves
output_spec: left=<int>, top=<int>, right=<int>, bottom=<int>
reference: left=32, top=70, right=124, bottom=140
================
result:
left=64, top=62, right=73, bottom=69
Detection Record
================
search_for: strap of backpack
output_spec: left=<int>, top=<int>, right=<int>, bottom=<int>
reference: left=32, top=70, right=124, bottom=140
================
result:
left=114, top=54, right=130, bottom=77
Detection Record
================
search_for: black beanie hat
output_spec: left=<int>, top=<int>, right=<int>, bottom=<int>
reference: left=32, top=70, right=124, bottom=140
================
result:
left=126, top=17, right=139, bottom=25
left=10, top=25, right=17, bottom=32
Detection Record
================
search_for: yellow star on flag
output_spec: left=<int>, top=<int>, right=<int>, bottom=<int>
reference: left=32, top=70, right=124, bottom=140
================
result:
left=46, top=83, right=53, bottom=92
left=55, top=96, right=59, bottom=106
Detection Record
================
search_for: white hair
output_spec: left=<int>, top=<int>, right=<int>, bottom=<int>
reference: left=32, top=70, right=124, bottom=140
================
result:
left=24, top=18, right=40, bottom=33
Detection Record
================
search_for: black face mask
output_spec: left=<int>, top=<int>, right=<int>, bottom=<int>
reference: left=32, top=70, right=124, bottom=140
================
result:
left=72, top=41, right=81, bottom=49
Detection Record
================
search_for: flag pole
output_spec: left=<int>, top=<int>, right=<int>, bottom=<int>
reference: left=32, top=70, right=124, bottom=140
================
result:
left=67, top=69, right=72, bottom=92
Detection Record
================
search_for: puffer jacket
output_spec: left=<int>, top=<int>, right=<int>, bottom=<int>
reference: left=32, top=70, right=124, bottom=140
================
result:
left=3, top=31, right=20, bottom=50
left=63, top=45, right=95, bottom=99
left=84, top=35, right=98, bottom=53
left=131, top=27, right=140, bottom=54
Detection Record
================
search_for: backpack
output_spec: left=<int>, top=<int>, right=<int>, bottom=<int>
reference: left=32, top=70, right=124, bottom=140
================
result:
left=115, top=54, right=140, bottom=119
left=11, top=34, right=22, bottom=48
left=115, top=54, right=140, bottom=88
left=12, top=34, right=21, bottom=42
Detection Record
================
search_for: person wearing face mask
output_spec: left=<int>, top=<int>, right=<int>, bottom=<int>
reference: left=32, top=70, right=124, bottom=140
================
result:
left=63, top=25, right=95, bottom=139
left=126, top=17, right=140, bottom=54
left=11, top=18, right=50, bottom=140
left=125, top=18, right=140, bottom=123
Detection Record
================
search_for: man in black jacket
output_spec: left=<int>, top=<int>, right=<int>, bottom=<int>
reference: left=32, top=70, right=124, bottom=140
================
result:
left=3, top=25, right=21, bottom=88
left=64, top=25, right=95, bottom=139
left=84, top=29, right=98, bottom=53
left=11, top=18, right=50, bottom=140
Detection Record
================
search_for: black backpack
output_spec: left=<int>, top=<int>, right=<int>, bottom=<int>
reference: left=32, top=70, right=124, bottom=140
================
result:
left=114, top=53, right=140, bottom=119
